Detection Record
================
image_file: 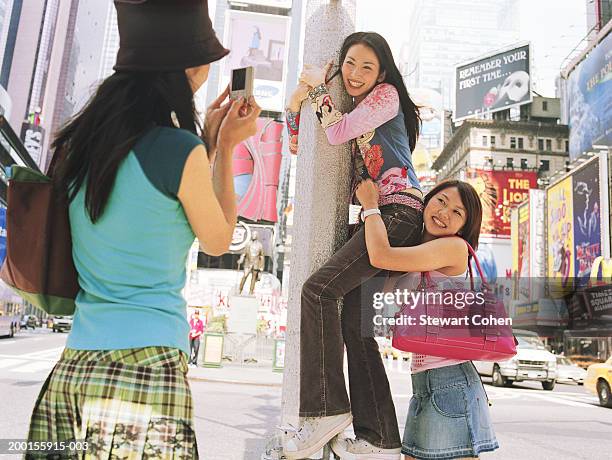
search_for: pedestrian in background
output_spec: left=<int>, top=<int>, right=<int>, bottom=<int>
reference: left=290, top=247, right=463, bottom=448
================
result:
left=189, top=310, right=205, bottom=366
left=25, top=1, right=260, bottom=458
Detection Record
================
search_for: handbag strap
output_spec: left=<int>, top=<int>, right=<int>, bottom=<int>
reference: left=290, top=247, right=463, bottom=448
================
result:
left=420, top=238, right=488, bottom=292
left=46, top=145, right=67, bottom=178
left=463, top=240, right=491, bottom=290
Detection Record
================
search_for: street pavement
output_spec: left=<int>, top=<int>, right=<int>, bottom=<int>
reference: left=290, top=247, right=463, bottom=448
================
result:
left=0, top=329, right=611, bottom=459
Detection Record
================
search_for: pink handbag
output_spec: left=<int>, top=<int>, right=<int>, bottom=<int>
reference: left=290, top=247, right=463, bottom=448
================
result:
left=391, top=241, right=517, bottom=362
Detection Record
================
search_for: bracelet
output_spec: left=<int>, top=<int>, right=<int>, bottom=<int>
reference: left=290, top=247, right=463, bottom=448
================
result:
left=361, top=208, right=381, bottom=222
left=307, top=83, right=328, bottom=101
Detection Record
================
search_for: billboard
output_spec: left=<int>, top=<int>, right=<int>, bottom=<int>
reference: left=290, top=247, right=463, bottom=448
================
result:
left=530, top=189, right=546, bottom=286
left=233, top=118, right=284, bottom=222
left=222, top=10, right=291, bottom=112
left=0, top=206, right=5, bottom=265
left=465, top=169, right=537, bottom=237
left=20, top=123, right=45, bottom=168
left=565, top=32, right=611, bottom=160
left=572, top=158, right=602, bottom=284
left=547, top=176, right=574, bottom=290
left=455, top=43, right=531, bottom=121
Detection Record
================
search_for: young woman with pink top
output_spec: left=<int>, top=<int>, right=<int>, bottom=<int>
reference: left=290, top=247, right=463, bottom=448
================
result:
left=282, top=32, right=424, bottom=460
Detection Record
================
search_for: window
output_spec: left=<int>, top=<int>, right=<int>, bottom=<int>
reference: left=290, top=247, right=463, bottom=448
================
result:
left=565, top=140, right=569, bottom=152
left=506, top=157, right=514, bottom=168
left=490, top=135, right=496, bottom=146
left=510, top=137, right=517, bottom=149
left=538, top=139, right=544, bottom=150
left=521, top=158, right=528, bottom=169
left=482, top=136, right=488, bottom=147
left=546, top=139, right=552, bottom=150
left=539, top=160, right=550, bottom=172
left=542, top=100, right=548, bottom=111
left=518, top=137, right=524, bottom=149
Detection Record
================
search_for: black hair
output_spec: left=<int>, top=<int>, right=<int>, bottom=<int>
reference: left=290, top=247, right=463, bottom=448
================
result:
left=328, top=32, right=421, bottom=151
left=424, top=180, right=483, bottom=262
left=53, top=71, right=200, bottom=223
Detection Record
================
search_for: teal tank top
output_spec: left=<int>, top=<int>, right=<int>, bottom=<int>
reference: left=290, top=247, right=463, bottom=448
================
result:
left=66, top=126, right=202, bottom=356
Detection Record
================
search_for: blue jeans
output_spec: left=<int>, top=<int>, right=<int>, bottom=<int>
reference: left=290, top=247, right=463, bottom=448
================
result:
left=299, top=203, right=423, bottom=449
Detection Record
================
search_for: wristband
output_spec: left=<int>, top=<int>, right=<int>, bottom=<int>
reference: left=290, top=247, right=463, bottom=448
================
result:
left=361, top=208, right=381, bottom=222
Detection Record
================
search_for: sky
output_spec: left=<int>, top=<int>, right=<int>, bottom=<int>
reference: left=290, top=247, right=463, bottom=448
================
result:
left=355, top=0, right=589, bottom=97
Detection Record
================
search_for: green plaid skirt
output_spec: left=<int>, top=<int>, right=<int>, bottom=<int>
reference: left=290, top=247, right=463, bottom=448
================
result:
left=26, top=347, right=198, bottom=459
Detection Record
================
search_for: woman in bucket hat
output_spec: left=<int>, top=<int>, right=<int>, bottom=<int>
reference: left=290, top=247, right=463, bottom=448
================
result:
left=25, top=1, right=260, bottom=458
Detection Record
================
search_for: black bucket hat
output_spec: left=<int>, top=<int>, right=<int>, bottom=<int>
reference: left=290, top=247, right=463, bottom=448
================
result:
left=113, top=0, right=230, bottom=72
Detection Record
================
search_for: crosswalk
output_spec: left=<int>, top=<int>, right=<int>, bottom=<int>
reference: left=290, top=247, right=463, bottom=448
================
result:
left=0, top=346, right=63, bottom=375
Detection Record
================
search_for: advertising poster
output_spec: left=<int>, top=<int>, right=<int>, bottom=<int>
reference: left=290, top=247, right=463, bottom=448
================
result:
left=223, top=11, right=291, bottom=112
left=465, top=169, right=537, bottom=237
left=547, top=176, right=574, bottom=292
left=19, top=123, right=45, bottom=168
left=529, top=189, right=546, bottom=300
left=233, top=118, right=284, bottom=222
left=517, top=202, right=530, bottom=303
left=455, top=43, right=531, bottom=121
left=565, top=33, right=611, bottom=160
left=572, top=158, right=602, bottom=284
left=511, top=208, right=519, bottom=277
left=517, top=203, right=530, bottom=279
left=0, top=206, right=5, bottom=265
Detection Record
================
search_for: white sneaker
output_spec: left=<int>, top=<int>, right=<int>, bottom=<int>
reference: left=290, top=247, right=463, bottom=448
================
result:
left=331, top=436, right=401, bottom=460
left=282, top=413, right=352, bottom=460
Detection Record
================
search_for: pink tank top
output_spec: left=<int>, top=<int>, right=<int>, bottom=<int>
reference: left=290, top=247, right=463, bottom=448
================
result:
left=388, top=269, right=470, bottom=374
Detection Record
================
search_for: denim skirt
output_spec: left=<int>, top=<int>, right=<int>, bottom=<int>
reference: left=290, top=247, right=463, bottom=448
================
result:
left=401, top=362, right=499, bottom=459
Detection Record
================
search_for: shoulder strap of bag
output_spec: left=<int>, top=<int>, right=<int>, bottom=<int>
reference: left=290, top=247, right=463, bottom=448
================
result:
left=419, top=238, right=487, bottom=291
left=46, top=145, right=67, bottom=178
left=463, top=240, right=491, bottom=290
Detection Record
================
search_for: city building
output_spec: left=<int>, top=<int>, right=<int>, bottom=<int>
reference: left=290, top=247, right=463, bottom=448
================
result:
left=0, top=0, right=14, bottom=73
left=586, top=0, right=612, bottom=42
left=400, top=0, right=520, bottom=110
left=434, top=98, right=570, bottom=185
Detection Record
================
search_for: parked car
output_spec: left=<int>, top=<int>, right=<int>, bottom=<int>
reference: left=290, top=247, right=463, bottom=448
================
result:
left=585, top=356, right=612, bottom=408
left=20, top=315, right=40, bottom=330
left=556, top=356, right=587, bottom=385
left=52, top=316, right=73, bottom=332
left=473, top=331, right=557, bottom=390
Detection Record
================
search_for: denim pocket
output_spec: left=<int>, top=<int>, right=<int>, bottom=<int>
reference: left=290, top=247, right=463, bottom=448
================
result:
left=431, top=385, right=468, bottom=418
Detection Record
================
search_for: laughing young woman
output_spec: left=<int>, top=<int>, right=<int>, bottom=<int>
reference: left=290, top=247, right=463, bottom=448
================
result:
left=355, top=178, right=500, bottom=460
left=283, top=32, right=423, bottom=460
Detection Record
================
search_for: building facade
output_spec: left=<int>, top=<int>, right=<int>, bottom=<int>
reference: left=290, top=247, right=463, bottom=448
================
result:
left=433, top=118, right=570, bottom=186
left=400, top=0, right=520, bottom=110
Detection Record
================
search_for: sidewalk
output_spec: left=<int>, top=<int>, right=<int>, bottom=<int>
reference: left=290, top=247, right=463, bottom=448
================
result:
left=188, top=362, right=283, bottom=387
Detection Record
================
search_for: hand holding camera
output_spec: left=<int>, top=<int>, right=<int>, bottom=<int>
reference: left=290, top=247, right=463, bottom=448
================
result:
left=217, top=96, right=261, bottom=153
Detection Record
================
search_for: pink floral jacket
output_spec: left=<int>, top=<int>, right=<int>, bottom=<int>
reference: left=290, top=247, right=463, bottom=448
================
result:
left=285, top=82, right=420, bottom=197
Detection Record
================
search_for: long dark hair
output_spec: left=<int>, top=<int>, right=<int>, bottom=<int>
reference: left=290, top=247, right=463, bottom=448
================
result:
left=53, top=71, right=200, bottom=223
left=424, top=180, right=483, bottom=257
left=328, top=32, right=421, bottom=151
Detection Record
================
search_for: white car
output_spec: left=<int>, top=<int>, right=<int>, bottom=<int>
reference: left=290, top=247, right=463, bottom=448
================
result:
left=473, top=333, right=557, bottom=390
left=556, top=356, right=586, bottom=385
left=52, top=316, right=73, bottom=332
